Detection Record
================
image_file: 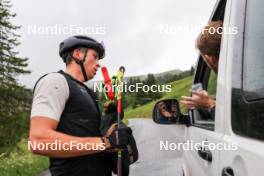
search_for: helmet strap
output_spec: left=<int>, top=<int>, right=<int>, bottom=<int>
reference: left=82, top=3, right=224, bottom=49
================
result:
left=72, top=48, right=89, bottom=82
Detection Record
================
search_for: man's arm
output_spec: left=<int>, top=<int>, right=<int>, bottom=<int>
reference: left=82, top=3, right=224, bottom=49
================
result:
left=30, top=74, right=106, bottom=157
left=29, top=116, right=106, bottom=158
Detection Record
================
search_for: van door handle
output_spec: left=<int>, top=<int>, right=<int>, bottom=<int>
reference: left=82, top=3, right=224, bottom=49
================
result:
left=222, top=167, right=234, bottom=176
left=197, top=147, right=212, bottom=162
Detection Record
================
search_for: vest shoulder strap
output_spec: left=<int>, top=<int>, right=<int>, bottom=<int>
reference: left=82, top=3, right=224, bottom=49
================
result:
left=33, top=70, right=67, bottom=93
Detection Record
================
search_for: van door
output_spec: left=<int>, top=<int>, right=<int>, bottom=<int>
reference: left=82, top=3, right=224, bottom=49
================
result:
left=182, top=0, right=228, bottom=175
left=183, top=58, right=223, bottom=176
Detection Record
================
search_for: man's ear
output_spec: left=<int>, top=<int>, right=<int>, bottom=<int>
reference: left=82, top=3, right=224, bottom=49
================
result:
left=204, top=55, right=218, bottom=65
left=204, top=54, right=219, bottom=72
left=72, top=48, right=84, bottom=60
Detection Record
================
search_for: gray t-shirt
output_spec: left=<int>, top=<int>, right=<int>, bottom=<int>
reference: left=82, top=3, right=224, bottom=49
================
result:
left=30, top=73, right=70, bottom=121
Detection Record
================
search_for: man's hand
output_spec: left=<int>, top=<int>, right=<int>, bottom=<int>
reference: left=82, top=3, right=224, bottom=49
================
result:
left=180, top=90, right=215, bottom=110
left=103, top=123, right=131, bottom=149
left=104, top=102, right=117, bottom=114
left=102, top=123, right=117, bottom=149
left=103, top=102, right=124, bottom=120
left=162, top=111, right=173, bottom=119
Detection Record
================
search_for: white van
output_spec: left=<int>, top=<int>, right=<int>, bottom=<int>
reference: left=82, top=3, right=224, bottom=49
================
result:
left=152, top=0, right=264, bottom=175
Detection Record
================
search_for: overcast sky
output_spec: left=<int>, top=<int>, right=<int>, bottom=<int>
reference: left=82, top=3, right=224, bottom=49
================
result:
left=11, top=0, right=217, bottom=88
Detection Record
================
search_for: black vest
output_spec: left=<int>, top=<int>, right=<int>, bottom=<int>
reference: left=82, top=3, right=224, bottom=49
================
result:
left=34, top=71, right=110, bottom=176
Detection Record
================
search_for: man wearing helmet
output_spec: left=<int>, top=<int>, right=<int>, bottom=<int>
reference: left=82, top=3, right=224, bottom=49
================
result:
left=29, top=35, right=131, bottom=176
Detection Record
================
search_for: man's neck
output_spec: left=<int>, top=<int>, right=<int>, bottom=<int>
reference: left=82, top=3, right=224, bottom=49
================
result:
left=65, top=66, right=84, bottom=82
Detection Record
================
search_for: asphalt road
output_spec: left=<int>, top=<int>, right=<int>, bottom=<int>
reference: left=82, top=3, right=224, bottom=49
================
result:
left=129, top=118, right=184, bottom=176
left=39, top=118, right=185, bottom=176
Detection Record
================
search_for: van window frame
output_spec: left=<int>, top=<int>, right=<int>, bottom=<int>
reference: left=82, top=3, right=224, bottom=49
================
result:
left=189, top=0, right=227, bottom=131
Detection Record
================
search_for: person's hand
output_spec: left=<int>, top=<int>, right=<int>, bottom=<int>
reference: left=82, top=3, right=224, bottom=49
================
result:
left=103, top=123, right=131, bottom=149
left=161, top=110, right=173, bottom=119
left=180, top=90, right=215, bottom=110
left=103, top=102, right=124, bottom=120
left=104, top=102, right=117, bottom=114
left=103, top=123, right=117, bottom=149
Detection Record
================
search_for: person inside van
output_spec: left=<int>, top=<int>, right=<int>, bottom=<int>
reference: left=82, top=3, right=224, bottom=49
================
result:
left=181, top=20, right=223, bottom=113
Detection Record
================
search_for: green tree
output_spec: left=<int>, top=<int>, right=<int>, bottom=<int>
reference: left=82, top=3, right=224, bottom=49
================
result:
left=145, top=73, right=162, bottom=100
left=190, top=66, right=195, bottom=75
left=0, top=0, right=30, bottom=154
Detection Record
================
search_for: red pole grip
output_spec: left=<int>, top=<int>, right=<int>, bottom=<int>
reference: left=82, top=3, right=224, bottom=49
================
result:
left=101, top=67, right=115, bottom=100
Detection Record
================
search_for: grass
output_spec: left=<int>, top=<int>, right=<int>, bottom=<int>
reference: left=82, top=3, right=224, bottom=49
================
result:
left=207, top=71, right=217, bottom=97
left=124, top=76, right=193, bottom=119
left=0, top=139, right=49, bottom=176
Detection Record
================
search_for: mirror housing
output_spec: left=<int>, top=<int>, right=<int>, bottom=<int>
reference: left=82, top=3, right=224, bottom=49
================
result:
left=152, top=99, right=190, bottom=126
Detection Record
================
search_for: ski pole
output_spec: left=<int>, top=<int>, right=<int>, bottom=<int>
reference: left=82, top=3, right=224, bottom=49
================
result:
left=101, top=66, right=125, bottom=176
left=115, top=66, right=125, bottom=176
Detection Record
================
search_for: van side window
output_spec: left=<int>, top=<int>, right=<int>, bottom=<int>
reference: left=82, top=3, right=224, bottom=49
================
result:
left=242, top=0, right=264, bottom=101
left=231, top=0, right=264, bottom=141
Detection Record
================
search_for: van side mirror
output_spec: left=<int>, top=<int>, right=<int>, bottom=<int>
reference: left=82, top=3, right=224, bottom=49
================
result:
left=152, top=99, right=181, bottom=125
